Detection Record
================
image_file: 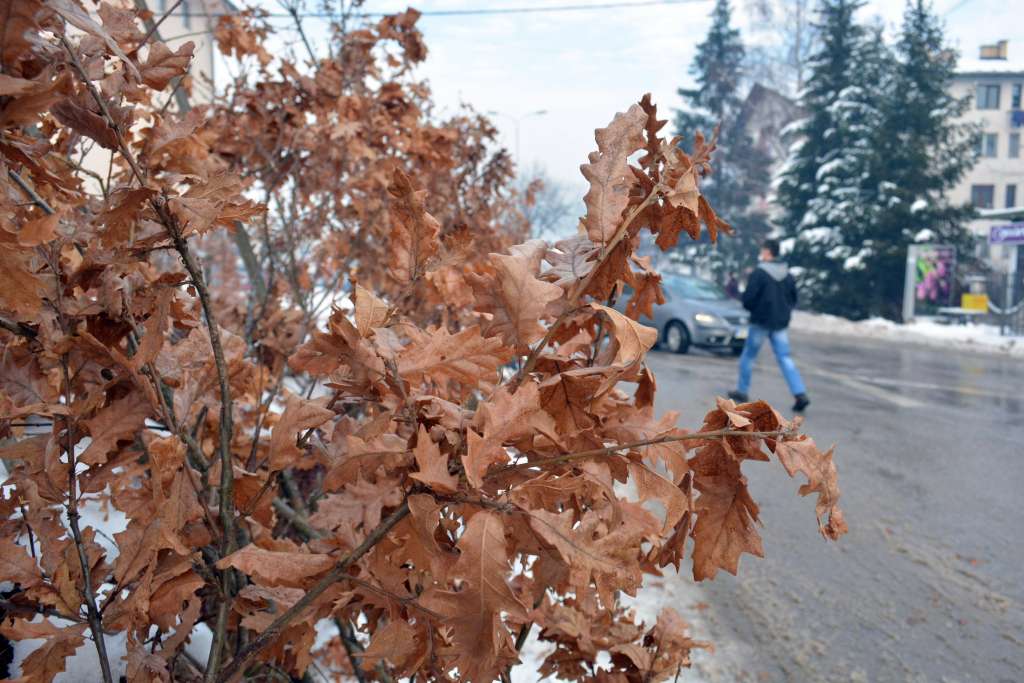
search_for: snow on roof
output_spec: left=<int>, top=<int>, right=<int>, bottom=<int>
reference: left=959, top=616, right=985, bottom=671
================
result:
left=956, top=58, right=1024, bottom=76
left=978, top=206, right=1024, bottom=220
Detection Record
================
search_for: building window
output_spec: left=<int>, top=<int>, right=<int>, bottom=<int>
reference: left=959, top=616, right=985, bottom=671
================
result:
left=978, top=133, right=998, bottom=157
left=976, top=84, right=1001, bottom=110
left=971, top=185, right=995, bottom=209
left=1008, top=185, right=1018, bottom=208
left=1011, top=133, right=1021, bottom=158
left=1013, top=83, right=1022, bottom=109
left=181, top=0, right=190, bottom=28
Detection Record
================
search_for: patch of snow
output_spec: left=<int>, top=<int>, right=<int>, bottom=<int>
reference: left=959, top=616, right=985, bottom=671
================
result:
left=914, top=228, right=936, bottom=243
left=956, top=58, right=1024, bottom=75
left=799, top=227, right=835, bottom=244
left=512, top=575, right=717, bottom=682
left=814, top=158, right=847, bottom=180
left=790, top=311, right=1023, bottom=356
left=843, top=254, right=866, bottom=271
left=780, top=117, right=809, bottom=138
left=10, top=616, right=128, bottom=682
left=185, top=622, right=214, bottom=666
left=910, top=198, right=928, bottom=213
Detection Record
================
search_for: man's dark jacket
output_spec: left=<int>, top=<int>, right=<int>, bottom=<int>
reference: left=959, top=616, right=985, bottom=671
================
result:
left=741, top=261, right=797, bottom=331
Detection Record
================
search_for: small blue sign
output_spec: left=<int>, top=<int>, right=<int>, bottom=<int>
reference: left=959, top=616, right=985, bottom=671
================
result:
left=989, top=223, right=1024, bottom=245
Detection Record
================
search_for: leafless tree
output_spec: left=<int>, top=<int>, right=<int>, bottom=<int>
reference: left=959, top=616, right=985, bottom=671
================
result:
left=744, top=0, right=816, bottom=95
left=517, top=164, right=578, bottom=240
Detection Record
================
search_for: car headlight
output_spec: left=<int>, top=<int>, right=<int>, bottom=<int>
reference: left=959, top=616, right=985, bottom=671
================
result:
left=694, top=312, right=725, bottom=327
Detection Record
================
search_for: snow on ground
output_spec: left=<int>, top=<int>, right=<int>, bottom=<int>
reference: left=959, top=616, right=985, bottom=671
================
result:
left=513, top=576, right=716, bottom=683
left=790, top=310, right=1024, bottom=357
left=513, top=476, right=718, bottom=682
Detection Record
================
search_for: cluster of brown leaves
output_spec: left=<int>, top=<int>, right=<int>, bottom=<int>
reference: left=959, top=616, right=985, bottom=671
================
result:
left=204, top=6, right=526, bottom=342
left=0, top=2, right=846, bottom=682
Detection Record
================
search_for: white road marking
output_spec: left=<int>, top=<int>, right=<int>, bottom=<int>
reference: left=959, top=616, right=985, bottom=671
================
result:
left=851, top=375, right=1017, bottom=401
left=801, top=363, right=925, bottom=409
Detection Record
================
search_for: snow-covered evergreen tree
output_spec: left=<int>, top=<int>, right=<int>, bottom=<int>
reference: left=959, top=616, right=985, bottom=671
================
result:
left=864, top=0, right=979, bottom=318
left=674, top=0, right=772, bottom=278
left=776, top=0, right=979, bottom=319
left=775, top=0, right=890, bottom=317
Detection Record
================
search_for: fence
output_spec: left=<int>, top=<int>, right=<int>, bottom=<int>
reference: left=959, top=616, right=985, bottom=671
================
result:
left=985, top=270, right=1024, bottom=335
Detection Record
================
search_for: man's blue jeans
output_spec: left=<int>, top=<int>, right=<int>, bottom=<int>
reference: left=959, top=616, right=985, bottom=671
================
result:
left=737, top=325, right=807, bottom=396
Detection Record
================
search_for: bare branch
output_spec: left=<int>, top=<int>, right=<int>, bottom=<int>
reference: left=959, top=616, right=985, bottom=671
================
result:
left=0, top=316, right=37, bottom=339
left=8, top=169, right=55, bottom=215
left=219, top=500, right=411, bottom=681
left=60, top=360, right=115, bottom=683
left=58, top=32, right=243, bottom=679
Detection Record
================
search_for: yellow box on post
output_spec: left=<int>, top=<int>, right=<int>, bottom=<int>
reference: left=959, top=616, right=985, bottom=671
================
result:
left=961, top=293, right=989, bottom=311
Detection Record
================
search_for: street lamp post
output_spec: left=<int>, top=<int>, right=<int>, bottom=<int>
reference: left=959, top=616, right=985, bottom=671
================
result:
left=487, top=109, right=548, bottom=165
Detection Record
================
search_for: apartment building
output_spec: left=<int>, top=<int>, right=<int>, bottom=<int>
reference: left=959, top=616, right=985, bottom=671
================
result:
left=950, top=40, right=1024, bottom=269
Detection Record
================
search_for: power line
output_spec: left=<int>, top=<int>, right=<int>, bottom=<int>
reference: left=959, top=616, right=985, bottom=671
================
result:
left=941, top=0, right=974, bottom=16
left=172, top=0, right=709, bottom=20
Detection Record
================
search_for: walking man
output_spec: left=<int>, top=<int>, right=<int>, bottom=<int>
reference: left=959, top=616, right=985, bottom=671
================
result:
left=728, top=239, right=810, bottom=412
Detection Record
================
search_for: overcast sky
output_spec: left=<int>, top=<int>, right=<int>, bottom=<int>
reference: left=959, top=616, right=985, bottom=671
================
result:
left=247, top=0, right=1023, bottom=195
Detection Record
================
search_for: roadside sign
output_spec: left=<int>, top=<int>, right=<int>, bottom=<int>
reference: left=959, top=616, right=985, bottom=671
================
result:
left=989, top=223, right=1024, bottom=245
left=961, top=293, right=989, bottom=311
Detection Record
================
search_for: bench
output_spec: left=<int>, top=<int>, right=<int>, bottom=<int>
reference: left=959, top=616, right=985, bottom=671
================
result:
left=935, top=307, right=987, bottom=325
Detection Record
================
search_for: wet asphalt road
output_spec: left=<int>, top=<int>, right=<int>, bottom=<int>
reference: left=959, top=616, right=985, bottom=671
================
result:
left=648, top=332, right=1023, bottom=683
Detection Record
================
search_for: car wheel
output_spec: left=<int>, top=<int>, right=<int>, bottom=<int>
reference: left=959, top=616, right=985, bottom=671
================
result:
left=664, top=321, right=691, bottom=354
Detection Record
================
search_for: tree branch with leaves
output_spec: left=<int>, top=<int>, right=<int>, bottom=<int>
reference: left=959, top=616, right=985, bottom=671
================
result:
left=0, top=3, right=844, bottom=682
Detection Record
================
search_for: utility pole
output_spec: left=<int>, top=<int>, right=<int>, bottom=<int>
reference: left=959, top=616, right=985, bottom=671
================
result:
left=487, top=109, right=548, bottom=165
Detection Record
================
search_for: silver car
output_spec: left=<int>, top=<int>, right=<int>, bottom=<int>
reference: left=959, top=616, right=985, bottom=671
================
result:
left=620, top=274, right=749, bottom=355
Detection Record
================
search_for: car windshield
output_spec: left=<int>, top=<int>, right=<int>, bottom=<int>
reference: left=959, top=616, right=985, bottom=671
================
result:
left=663, top=275, right=727, bottom=300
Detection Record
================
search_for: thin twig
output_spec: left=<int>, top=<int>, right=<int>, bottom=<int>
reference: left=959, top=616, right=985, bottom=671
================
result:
left=60, top=360, right=115, bottom=683
left=271, top=497, right=324, bottom=540
left=488, top=428, right=790, bottom=479
left=284, top=2, right=317, bottom=63
left=334, top=618, right=369, bottom=683
left=219, top=501, right=411, bottom=681
left=136, top=0, right=185, bottom=52
left=7, top=169, right=56, bottom=215
left=59, top=32, right=241, bottom=678
left=0, top=598, right=87, bottom=625
left=18, top=504, right=37, bottom=558
left=58, top=35, right=147, bottom=186
left=0, top=316, right=37, bottom=339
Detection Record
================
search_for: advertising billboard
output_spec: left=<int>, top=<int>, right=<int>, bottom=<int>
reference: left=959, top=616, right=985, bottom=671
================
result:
left=902, top=244, right=957, bottom=320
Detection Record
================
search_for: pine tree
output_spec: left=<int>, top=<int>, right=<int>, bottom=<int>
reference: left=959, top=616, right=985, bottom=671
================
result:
left=674, top=0, right=772, bottom=278
left=775, top=0, right=890, bottom=317
left=864, top=0, right=978, bottom=319
left=677, top=0, right=745, bottom=134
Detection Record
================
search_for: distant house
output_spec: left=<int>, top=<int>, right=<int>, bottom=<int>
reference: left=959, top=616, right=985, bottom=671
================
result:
left=950, top=40, right=1024, bottom=270
left=733, top=83, right=803, bottom=215
left=145, top=0, right=235, bottom=105
left=77, top=0, right=234, bottom=192
left=735, top=83, right=803, bottom=169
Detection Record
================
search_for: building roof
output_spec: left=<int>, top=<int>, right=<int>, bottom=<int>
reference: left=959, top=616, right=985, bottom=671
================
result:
left=734, top=83, right=803, bottom=137
left=956, top=58, right=1024, bottom=76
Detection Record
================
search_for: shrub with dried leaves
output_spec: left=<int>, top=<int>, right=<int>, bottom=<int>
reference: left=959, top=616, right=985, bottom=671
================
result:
left=0, top=3, right=846, bottom=682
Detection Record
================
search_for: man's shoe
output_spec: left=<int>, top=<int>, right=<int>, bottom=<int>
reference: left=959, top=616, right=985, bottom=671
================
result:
left=727, top=390, right=749, bottom=403
left=793, top=394, right=810, bottom=412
